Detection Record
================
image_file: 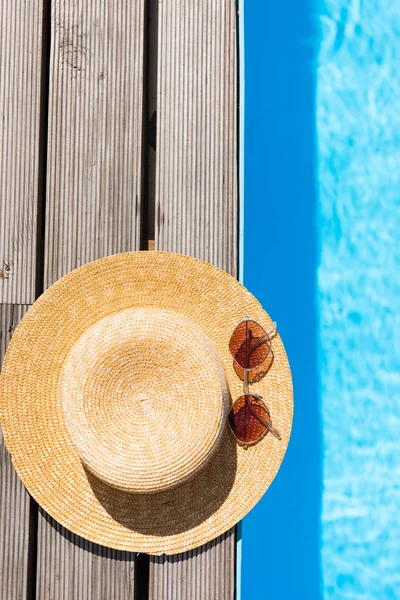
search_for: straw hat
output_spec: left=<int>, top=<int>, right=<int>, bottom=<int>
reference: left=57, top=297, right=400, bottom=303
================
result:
left=0, top=252, right=293, bottom=555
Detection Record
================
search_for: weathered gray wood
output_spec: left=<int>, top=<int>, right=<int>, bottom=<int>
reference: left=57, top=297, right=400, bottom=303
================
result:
left=37, top=516, right=135, bottom=599
left=150, top=530, right=236, bottom=600
left=37, top=0, right=145, bottom=597
left=155, top=0, right=238, bottom=278
left=0, top=0, right=43, bottom=304
left=0, top=2, right=45, bottom=596
left=44, top=0, right=145, bottom=288
left=151, top=0, right=238, bottom=597
left=0, top=305, right=31, bottom=600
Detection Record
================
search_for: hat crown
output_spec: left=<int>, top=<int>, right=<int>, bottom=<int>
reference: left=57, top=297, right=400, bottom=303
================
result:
left=60, top=307, right=229, bottom=493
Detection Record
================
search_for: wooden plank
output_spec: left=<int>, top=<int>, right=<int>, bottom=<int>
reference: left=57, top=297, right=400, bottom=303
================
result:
left=44, top=0, right=145, bottom=287
left=0, top=1, right=45, bottom=597
left=37, top=0, right=145, bottom=597
left=150, top=530, right=235, bottom=600
left=155, top=0, right=238, bottom=277
left=37, top=516, right=135, bottom=599
left=0, top=0, right=43, bottom=304
left=151, top=0, right=238, bottom=597
left=0, top=305, right=31, bottom=600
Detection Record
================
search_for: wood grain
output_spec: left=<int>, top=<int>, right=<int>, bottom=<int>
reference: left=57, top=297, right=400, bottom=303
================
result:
left=155, top=0, right=238, bottom=278
left=37, top=0, right=146, bottom=597
left=150, top=530, right=236, bottom=600
left=44, top=0, right=145, bottom=288
left=37, top=515, right=135, bottom=600
left=1, top=0, right=239, bottom=595
left=151, top=0, right=238, bottom=597
left=0, top=0, right=43, bottom=304
left=0, top=305, right=31, bottom=600
left=0, top=2, right=45, bottom=596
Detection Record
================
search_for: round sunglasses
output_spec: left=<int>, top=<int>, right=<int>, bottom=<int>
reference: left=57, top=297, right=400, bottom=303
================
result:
left=228, top=317, right=281, bottom=446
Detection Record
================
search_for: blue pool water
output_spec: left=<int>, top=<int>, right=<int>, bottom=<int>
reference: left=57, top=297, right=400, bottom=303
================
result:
left=241, top=0, right=400, bottom=598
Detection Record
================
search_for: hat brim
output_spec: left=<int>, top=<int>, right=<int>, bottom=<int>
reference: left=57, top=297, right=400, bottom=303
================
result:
left=0, top=252, right=293, bottom=555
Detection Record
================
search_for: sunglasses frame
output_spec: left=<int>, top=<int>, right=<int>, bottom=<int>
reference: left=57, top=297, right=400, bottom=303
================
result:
left=228, top=393, right=282, bottom=446
left=228, top=317, right=275, bottom=372
left=228, top=317, right=281, bottom=447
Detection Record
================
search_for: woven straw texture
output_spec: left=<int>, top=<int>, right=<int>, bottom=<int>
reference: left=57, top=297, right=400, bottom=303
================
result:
left=61, top=307, right=229, bottom=493
left=0, top=252, right=293, bottom=555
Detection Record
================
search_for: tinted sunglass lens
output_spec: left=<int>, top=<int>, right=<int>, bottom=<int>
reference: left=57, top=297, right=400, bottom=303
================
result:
left=228, top=394, right=271, bottom=445
left=229, top=320, right=271, bottom=370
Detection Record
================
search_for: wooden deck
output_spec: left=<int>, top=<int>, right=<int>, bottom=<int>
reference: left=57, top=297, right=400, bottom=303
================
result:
left=0, top=1, right=238, bottom=598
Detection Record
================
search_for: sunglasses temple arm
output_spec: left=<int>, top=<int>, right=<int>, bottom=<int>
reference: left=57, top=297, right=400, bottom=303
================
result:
left=247, top=400, right=282, bottom=441
left=267, top=321, right=277, bottom=339
left=265, top=422, right=282, bottom=441
left=243, top=369, right=249, bottom=395
left=248, top=334, right=269, bottom=355
left=246, top=326, right=275, bottom=356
